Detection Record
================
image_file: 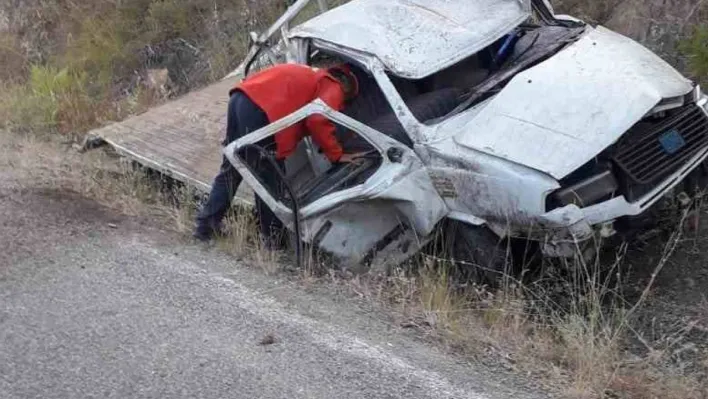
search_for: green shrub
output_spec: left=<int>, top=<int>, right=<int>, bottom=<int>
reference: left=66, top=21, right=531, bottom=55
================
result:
left=681, top=26, right=708, bottom=86
left=30, top=65, right=90, bottom=130
left=0, top=0, right=289, bottom=135
left=0, top=83, right=52, bottom=133
left=0, top=65, right=90, bottom=133
left=64, top=11, right=141, bottom=88
left=29, top=66, right=80, bottom=99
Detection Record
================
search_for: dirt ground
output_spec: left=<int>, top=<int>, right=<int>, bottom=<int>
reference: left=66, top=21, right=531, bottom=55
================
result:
left=623, top=216, right=708, bottom=382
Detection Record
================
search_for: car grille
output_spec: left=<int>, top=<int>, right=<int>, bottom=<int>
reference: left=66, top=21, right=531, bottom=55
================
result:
left=613, top=104, right=708, bottom=185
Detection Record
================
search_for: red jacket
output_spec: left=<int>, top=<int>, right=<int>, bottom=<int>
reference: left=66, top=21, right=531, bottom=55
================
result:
left=231, top=64, right=345, bottom=162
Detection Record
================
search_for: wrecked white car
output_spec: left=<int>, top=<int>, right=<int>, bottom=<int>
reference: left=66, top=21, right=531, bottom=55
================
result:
left=223, top=0, right=708, bottom=277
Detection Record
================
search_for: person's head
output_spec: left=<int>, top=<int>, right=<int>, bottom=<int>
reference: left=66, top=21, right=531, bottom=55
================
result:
left=328, top=64, right=359, bottom=102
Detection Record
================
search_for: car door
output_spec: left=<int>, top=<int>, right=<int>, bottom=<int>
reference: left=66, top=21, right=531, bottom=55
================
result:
left=222, top=99, right=448, bottom=240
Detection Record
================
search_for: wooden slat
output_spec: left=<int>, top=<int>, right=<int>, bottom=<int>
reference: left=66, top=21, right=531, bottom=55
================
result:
left=89, top=76, right=253, bottom=204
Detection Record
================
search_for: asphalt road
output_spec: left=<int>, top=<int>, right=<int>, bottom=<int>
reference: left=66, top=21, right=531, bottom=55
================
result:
left=0, top=185, right=548, bottom=399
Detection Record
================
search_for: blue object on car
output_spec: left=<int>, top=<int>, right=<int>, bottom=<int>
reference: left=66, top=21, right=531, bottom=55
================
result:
left=659, top=129, right=687, bottom=155
left=494, top=31, right=522, bottom=66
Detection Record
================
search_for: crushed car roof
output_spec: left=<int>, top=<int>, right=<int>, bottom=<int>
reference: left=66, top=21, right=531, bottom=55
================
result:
left=289, top=0, right=531, bottom=79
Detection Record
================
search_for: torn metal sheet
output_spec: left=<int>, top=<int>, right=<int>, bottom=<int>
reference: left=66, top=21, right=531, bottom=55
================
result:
left=302, top=201, right=428, bottom=273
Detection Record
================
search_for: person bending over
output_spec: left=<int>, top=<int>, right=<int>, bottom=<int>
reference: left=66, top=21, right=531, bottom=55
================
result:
left=193, top=63, right=360, bottom=246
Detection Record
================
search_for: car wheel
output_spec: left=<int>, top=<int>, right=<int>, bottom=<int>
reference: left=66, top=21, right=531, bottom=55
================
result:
left=444, top=221, right=512, bottom=286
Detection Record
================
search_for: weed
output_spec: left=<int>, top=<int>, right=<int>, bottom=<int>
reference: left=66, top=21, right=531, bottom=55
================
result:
left=215, top=205, right=286, bottom=275
left=218, top=206, right=257, bottom=256
left=0, top=65, right=90, bottom=134
left=166, top=185, right=202, bottom=234
left=0, top=0, right=289, bottom=136
left=418, top=258, right=460, bottom=329
left=681, top=26, right=708, bottom=86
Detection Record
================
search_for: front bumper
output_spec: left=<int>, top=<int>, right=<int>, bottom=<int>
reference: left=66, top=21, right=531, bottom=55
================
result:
left=540, top=96, right=708, bottom=256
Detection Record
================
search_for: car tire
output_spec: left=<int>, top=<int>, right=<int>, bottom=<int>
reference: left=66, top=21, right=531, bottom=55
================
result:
left=443, top=221, right=511, bottom=286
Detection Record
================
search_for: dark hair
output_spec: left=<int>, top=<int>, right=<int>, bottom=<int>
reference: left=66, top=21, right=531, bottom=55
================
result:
left=329, top=68, right=358, bottom=101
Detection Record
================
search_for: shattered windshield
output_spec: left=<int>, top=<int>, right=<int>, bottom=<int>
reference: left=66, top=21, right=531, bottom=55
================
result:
left=386, top=24, right=587, bottom=125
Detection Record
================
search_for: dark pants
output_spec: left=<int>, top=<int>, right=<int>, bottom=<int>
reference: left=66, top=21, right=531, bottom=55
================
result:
left=196, top=92, right=284, bottom=243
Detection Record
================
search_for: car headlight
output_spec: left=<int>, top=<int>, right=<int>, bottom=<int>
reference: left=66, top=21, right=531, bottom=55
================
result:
left=552, top=170, right=619, bottom=208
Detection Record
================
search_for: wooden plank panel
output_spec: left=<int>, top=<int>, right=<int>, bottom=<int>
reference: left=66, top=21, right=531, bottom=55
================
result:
left=89, top=76, right=254, bottom=204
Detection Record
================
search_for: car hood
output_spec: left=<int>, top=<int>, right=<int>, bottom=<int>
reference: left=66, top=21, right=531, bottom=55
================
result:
left=450, top=26, right=694, bottom=179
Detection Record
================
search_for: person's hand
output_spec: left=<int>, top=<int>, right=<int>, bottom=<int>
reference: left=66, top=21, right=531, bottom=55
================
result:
left=338, top=152, right=368, bottom=163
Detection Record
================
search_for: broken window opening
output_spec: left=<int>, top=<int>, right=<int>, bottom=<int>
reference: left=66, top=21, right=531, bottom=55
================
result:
left=307, top=49, right=415, bottom=147
left=388, top=23, right=586, bottom=125
left=235, top=117, right=383, bottom=209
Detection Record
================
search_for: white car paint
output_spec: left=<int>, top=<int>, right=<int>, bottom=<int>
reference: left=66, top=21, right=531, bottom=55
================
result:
left=450, top=26, right=693, bottom=179
left=290, top=0, right=531, bottom=79
left=223, top=0, right=708, bottom=268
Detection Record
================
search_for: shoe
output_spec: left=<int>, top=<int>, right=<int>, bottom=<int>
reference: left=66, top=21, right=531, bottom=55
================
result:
left=193, top=227, right=215, bottom=242
left=192, top=222, right=224, bottom=243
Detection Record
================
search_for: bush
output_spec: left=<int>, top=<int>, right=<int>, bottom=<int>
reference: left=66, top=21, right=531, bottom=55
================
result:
left=0, top=83, right=51, bottom=133
left=681, top=26, right=708, bottom=86
left=62, top=4, right=144, bottom=89
left=0, top=0, right=299, bottom=135
left=0, top=65, right=93, bottom=134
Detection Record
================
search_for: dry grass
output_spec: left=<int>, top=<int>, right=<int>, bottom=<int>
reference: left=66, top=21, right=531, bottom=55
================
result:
left=0, top=128, right=197, bottom=227
left=215, top=207, right=284, bottom=275
left=329, top=213, right=707, bottom=398
left=0, top=31, right=29, bottom=81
